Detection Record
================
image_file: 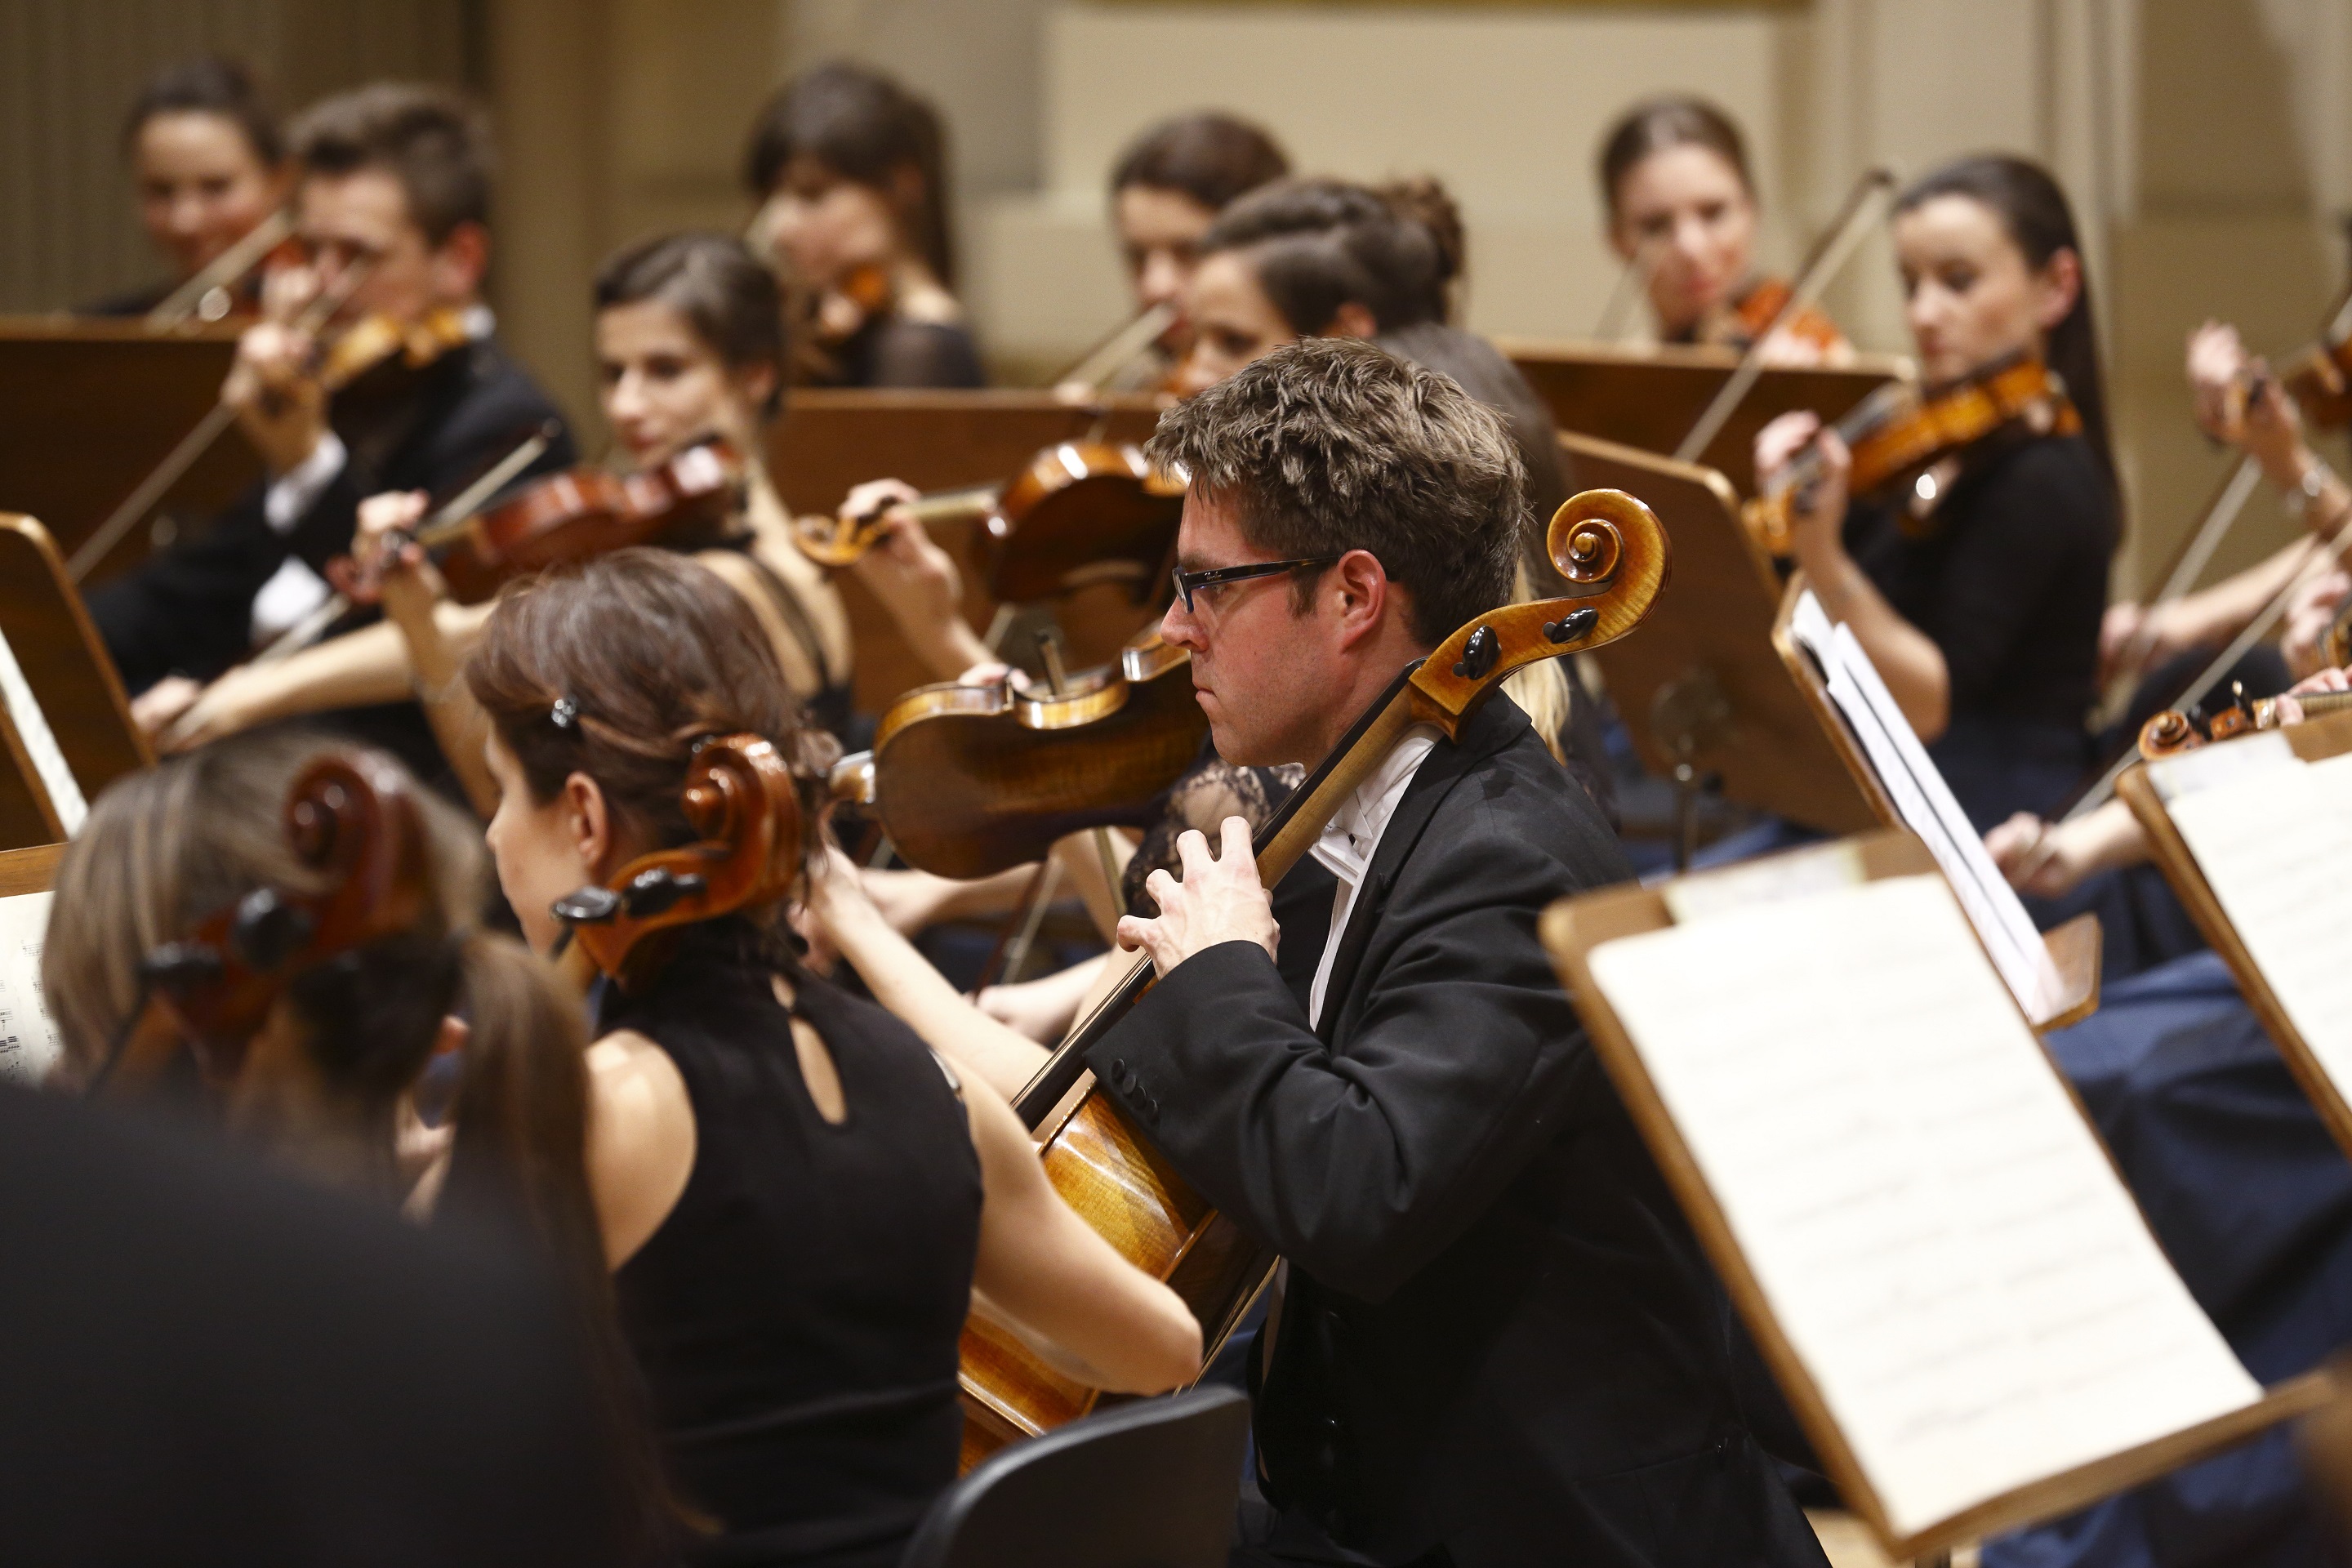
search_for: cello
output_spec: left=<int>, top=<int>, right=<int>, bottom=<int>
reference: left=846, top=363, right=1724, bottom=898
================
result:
left=93, top=749, right=430, bottom=1094
left=955, top=487, right=1672, bottom=1462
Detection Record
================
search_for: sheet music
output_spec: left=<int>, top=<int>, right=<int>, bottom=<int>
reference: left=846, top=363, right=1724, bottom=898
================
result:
left=2161, top=748, right=2352, bottom=1088
left=1588, top=875, right=2260, bottom=1538
left=0, top=890, right=60, bottom=1085
left=1788, top=590, right=2060, bottom=1019
left=0, top=623, right=84, bottom=835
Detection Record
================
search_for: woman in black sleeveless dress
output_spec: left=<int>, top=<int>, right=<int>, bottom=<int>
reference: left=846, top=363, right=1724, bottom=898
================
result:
left=466, top=549, right=1202, bottom=1566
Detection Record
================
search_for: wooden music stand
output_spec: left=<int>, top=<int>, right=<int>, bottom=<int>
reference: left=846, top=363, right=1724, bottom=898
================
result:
left=768, top=390, right=1169, bottom=710
left=0, top=516, right=152, bottom=800
left=1544, top=828, right=2332, bottom=1562
left=1561, top=432, right=1878, bottom=840
left=0, top=841, right=61, bottom=898
left=2117, top=709, right=2352, bottom=1157
left=0, top=318, right=253, bottom=583
left=1769, top=580, right=2102, bottom=1031
left=1501, top=337, right=1908, bottom=494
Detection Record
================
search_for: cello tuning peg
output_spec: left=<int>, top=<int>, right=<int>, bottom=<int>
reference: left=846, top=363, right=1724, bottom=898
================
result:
left=1543, top=608, right=1599, bottom=645
left=1451, top=625, right=1500, bottom=680
left=551, top=885, right=623, bottom=928
left=620, top=867, right=708, bottom=919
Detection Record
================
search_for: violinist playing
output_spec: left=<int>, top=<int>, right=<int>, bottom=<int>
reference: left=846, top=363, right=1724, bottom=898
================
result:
left=744, top=63, right=983, bottom=390
left=1754, top=156, right=2116, bottom=840
left=87, top=55, right=289, bottom=319
left=155, top=231, right=856, bottom=800
left=104, top=82, right=576, bottom=791
left=1597, top=96, right=1848, bottom=364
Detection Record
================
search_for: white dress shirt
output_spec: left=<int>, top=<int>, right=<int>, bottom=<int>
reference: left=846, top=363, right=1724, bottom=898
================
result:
left=1304, top=725, right=1440, bottom=1028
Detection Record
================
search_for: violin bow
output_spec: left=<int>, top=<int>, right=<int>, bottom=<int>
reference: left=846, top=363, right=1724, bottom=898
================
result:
left=1054, top=301, right=1178, bottom=394
left=231, top=421, right=559, bottom=680
left=71, top=256, right=376, bottom=582
left=1592, top=234, right=1668, bottom=343
left=143, top=207, right=296, bottom=329
left=1672, top=167, right=1896, bottom=466
left=2063, top=508, right=2352, bottom=821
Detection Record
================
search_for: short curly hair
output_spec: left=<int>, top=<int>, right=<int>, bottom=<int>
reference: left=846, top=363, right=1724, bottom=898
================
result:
left=1147, top=336, right=1522, bottom=646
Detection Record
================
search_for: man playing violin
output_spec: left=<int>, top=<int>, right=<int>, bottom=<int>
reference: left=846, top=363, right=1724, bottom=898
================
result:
left=96, top=82, right=574, bottom=787
left=1090, top=338, right=1824, bottom=1568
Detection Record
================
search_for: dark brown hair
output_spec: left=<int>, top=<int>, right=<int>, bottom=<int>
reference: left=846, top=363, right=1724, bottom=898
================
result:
left=466, top=550, right=834, bottom=898
left=1200, top=176, right=1462, bottom=333
left=289, top=82, right=491, bottom=245
left=1109, top=112, right=1290, bottom=213
left=122, top=55, right=282, bottom=167
left=1597, top=96, right=1753, bottom=220
left=1895, top=154, right=2117, bottom=497
left=595, top=231, right=787, bottom=418
left=1147, top=336, right=1522, bottom=646
left=742, top=62, right=956, bottom=287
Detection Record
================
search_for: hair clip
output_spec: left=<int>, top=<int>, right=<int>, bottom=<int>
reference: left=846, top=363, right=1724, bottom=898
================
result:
left=550, top=695, right=581, bottom=730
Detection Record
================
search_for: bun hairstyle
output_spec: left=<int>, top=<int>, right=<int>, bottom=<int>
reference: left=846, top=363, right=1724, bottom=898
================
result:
left=1109, top=111, right=1291, bottom=213
left=1198, top=175, right=1464, bottom=334
left=1895, top=154, right=2117, bottom=497
left=466, top=549, right=836, bottom=906
left=1597, top=95, right=1753, bottom=222
left=742, top=61, right=957, bottom=288
left=595, top=230, right=788, bottom=420
left=122, top=54, right=282, bottom=167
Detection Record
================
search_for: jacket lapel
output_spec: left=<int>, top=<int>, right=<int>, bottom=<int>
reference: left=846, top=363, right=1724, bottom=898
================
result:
left=1314, top=694, right=1530, bottom=1044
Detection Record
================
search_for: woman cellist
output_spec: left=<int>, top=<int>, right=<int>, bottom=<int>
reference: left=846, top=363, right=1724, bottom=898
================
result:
left=1596, top=96, right=1847, bottom=363
left=467, top=549, right=1200, bottom=1564
left=154, top=231, right=858, bottom=797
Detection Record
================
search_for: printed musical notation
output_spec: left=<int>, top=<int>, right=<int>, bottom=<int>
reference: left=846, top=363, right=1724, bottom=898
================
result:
left=1588, top=875, right=2259, bottom=1537
left=0, top=890, right=60, bottom=1085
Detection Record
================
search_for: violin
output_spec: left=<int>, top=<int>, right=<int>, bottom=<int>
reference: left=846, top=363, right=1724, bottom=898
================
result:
left=1719, top=277, right=1846, bottom=359
left=99, top=750, right=430, bottom=1094
left=956, top=488, right=1672, bottom=1463
left=550, top=734, right=803, bottom=992
left=796, top=441, right=1186, bottom=604
left=1741, top=349, right=2078, bottom=556
left=376, top=437, right=746, bottom=607
left=2138, top=681, right=2352, bottom=760
left=830, top=632, right=1209, bottom=881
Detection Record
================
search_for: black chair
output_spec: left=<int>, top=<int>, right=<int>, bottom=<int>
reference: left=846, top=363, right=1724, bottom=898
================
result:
left=899, top=1389, right=1251, bottom=1568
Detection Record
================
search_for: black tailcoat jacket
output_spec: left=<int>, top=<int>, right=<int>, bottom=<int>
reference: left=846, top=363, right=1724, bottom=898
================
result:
left=1088, top=696, right=1827, bottom=1568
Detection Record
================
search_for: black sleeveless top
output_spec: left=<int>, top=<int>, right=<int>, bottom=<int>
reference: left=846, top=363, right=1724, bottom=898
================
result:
left=599, top=920, right=982, bottom=1568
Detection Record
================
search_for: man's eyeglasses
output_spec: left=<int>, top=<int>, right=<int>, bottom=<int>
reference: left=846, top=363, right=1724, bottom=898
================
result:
left=1169, top=555, right=1342, bottom=614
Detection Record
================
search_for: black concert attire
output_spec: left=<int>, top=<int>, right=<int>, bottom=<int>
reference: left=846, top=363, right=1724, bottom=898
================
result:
left=817, top=314, right=984, bottom=390
left=88, top=318, right=576, bottom=787
left=1844, top=430, right=2114, bottom=832
left=0, top=1085, right=630, bottom=1568
left=1088, top=694, right=1825, bottom=1568
left=710, top=537, right=856, bottom=743
left=597, top=917, right=982, bottom=1568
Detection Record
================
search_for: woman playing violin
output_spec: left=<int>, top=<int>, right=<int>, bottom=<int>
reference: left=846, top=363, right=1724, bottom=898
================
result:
left=745, top=63, right=983, bottom=390
left=468, top=550, right=1200, bottom=1566
left=87, top=55, right=288, bottom=318
left=1597, top=96, right=1847, bottom=364
left=1755, top=154, right=2117, bottom=834
left=156, top=231, right=856, bottom=791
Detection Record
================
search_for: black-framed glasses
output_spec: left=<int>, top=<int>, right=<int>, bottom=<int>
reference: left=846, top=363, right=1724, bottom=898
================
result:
left=1170, top=555, right=1342, bottom=613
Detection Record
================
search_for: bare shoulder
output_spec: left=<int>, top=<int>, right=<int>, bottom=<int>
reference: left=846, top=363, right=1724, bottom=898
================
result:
left=586, top=1029, right=697, bottom=1266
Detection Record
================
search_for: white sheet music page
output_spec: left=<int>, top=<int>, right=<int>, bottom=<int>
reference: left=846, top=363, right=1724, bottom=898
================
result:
left=0, top=623, right=85, bottom=835
left=1588, top=874, right=2259, bottom=1539
left=2160, top=747, right=2352, bottom=1086
left=0, top=890, right=60, bottom=1085
left=1788, top=591, right=2061, bottom=1020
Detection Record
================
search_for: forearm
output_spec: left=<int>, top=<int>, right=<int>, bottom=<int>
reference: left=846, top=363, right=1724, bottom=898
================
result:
left=824, top=898, right=1050, bottom=1101
left=390, top=591, right=497, bottom=814
left=238, top=619, right=419, bottom=721
left=2165, top=538, right=2321, bottom=650
left=1799, top=549, right=1952, bottom=739
left=904, top=612, right=994, bottom=684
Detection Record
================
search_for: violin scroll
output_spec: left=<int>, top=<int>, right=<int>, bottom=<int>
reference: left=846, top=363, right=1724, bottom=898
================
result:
left=554, top=734, right=804, bottom=989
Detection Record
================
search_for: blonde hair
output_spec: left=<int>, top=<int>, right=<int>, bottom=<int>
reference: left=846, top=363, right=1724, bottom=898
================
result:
left=1502, top=561, right=1575, bottom=767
